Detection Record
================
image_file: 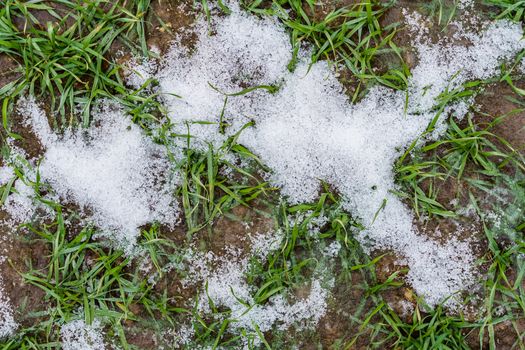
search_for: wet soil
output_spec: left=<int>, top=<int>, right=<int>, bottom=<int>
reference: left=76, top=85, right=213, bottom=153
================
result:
left=475, top=82, right=525, bottom=153
left=0, top=215, right=51, bottom=328
left=0, top=55, right=19, bottom=93
left=8, top=109, right=46, bottom=160
left=146, top=0, right=198, bottom=55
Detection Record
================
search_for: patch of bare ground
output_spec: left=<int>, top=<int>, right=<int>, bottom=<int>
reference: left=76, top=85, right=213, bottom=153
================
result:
left=274, top=279, right=358, bottom=348
left=96, top=1, right=196, bottom=59
left=123, top=324, right=161, bottom=349
left=8, top=109, right=46, bottom=159
left=373, top=251, right=418, bottom=321
left=147, top=0, right=198, bottom=55
left=305, top=257, right=397, bottom=349
left=204, top=203, right=274, bottom=254
left=0, top=54, right=19, bottom=92
left=0, top=214, right=50, bottom=329
left=318, top=289, right=374, bottom=348
left=417, top=217, right=485, bottom=253
left=0, top=108, right=51, bottom=329
left=381, top=4, right=419, bottom=70
left=116, top=0, right=197, bottom=70
left=115, top=0, right=199, bottom=110
left=465, top=319, right=525, bottom=350
left=475, top=81, right=525, bottom=155
left=274, top=249, right=408, bottom=349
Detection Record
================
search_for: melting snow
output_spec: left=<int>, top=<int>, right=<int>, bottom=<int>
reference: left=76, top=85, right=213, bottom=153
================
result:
left=181, top=232, right=329, bottom=347
left=131, top=4, right=525, bottom=307
left=1, top=0, right=523, bottom=314
left=0, top=167, right=12, bottom=186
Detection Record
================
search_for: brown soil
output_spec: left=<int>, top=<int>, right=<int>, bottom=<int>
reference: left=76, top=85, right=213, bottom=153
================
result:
left=0, top=217, right=51, bottom=328
left=205, top=203, right=274, bottom=254
left=8, top=110, right=46, bottom=160
left=308, top=266, right=374, bottom=349
left=475, top=82, right=525, bottom=153
left=147, top=0, right=198, bottom=55
left=0, top=55, right=19, bottom=93
left=466, top=319, right=525, bottom=350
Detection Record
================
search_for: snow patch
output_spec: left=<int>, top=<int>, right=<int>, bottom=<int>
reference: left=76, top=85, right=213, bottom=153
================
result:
left=136, top=4, right=525, bottom=307
left=60, top=319, right=105, bottom=350
left=0, top=167, right=12, bottom=186
left=16, top=98, right=180, bottom=252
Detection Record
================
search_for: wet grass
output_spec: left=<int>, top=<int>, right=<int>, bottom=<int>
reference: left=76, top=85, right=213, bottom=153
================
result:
left=393, top=88, right=525, bottom=350
left=396, top=112, right=524, bottom=219
left=485, top=0, right=525, bottom=21
left=176, top=123, right=272, bottom=237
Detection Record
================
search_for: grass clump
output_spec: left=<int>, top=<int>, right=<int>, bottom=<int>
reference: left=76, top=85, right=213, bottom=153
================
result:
left=241, top=0, right=409, bottom=100
left=378, top=301, right=471, bottom=350
left=1, top=206, right=185, bottom=349
left=0, top=0, right=151, bottom=127
left=173, top=124, right=272, bottom=236
left=485, top=0, right=525, bottom=21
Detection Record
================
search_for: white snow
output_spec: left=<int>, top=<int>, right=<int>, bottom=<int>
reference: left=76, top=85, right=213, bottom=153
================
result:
left=60, top=319, right=105, bottom=350
left=323, top=241, right=342, bottom=258
left=0, top=167, right=12, bottom=187
left=2, top=179, right=36, bottom=224
left=15, top=98, right=180, bottom=252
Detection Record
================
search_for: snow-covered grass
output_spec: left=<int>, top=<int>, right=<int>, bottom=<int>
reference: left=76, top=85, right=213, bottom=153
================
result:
left=128, top=1, right=524, bottom=308
left=0, top=0, right=525, bottom=349
left=16, top=98, right=179, bottom=252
